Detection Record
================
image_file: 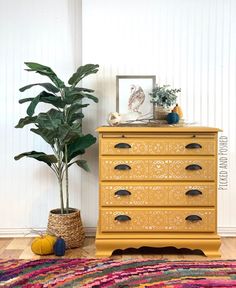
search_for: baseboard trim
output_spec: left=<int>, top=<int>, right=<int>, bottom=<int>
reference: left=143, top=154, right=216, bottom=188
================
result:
left=218, top=227, right=236, bottom=236
left=0, top=227, right=97, bottom=238
left=0, top=227, right=235, bottom=237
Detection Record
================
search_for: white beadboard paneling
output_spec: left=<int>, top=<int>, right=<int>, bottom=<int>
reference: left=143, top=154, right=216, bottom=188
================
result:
left=83, top=0, right=236, bottom=229
left=0, top=0, right=83, bottom=229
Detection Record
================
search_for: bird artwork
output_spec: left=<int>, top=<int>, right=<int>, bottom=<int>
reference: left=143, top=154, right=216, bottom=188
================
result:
left=128, top=84, right=145, bottom=113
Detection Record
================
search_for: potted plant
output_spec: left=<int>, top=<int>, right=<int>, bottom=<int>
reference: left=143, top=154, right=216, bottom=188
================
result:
left=15, top=62, right=99, bottom=248
left=149, top=84, right=181, bottom=120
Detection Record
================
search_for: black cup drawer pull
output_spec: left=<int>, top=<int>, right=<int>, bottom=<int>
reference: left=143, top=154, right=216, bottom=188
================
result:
left=185, top=215, right=202, bottom=222
left=114, top=164, right=131, bottom=170
left=114, top=190, right=131, bottom=196
left=115, top=215, right=131, bottom=222
left=185, top=164, right=202, bottom=171
left=185, top=189, right=203, bottom=196
left=185, top=143, right=202, bottom=149
left=114, top=143, right=131, bottom=149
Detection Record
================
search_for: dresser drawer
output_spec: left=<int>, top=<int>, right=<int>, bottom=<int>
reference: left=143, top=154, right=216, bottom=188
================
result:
left=101, top=137, right=215, bottom=156
left=100, top=208, right=216, bottom=233
left=100, top=182, right=215, bottom=207
left=100, top=157, right=215, bottom=181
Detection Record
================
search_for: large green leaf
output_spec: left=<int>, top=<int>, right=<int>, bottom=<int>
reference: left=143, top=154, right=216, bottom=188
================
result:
left=14, top=151, right=57, bottom=166
left=66, top=102, right=88, bottom=116
left=68, top=64, right=99, bottom=86
left=19, top=97, right=34, bottom=104
left=83, top=93, right=98, bottom=103
left=64, top=91, right=98, bottom=104
left=31, top=128, right=56, bottom=145
left=15, top=116, right=37, bottom=128
left=19, top=83, right=60, bottom=93
left=64, top=88, right=84, bottom=104
left=58, top=124, right=81, bottom=147
left=67, top=134, right=96, bottom=162
left=24, top=62, right=65, bottom=89
left=33, top=92, right=65, bottom=108
left=68, top=159, right=90, bottom=172
left=66, top=103, right=88, bottom=124
left=75, top=87, right=94, bottom=93
left=36, top=109, right=64, bottom=129
left=66, top=149, right=85, bottom=162
left=26, top=94, right=41, bottom=116
left=64, top=94, right=84, bottom=105
left=73, top=89, right=98, bottom=103
left=68, top=112, right=84, bottom=125
left=21, top=92, right=65, bottom=116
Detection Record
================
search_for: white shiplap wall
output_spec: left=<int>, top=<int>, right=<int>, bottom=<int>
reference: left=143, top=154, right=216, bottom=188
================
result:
left=82, top=0, right=236, bottom=233
left=0, top=0, right=235, bottom=236
left=0, top=0, right=83, bottom=234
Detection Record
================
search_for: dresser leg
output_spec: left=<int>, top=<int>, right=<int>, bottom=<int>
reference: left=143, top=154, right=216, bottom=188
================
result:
left=95, top=239, right=114, bottom=257
left=202, top=249, right=221, bottom=258
left=95, top=248, right=114, bottom=258
left=197, top=238, right=221, bottom=258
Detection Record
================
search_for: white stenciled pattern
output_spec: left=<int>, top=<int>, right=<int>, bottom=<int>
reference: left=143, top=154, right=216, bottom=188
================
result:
left=101, top=158, right=215, bottom=180
left=100, top=184, right=215, bottom=206
left=101, top=139, right=215, bottom=155
left=101, top=209, right=215, bottom=232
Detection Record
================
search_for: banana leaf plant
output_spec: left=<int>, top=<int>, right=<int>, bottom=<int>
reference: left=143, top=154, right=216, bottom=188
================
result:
left=15, top=62, right=99, bottom=214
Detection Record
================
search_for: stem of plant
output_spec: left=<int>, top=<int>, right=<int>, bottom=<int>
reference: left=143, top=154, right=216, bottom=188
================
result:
left=55, top=141, right=64, bottom=214
left=65, top=144, right=69, bottom=213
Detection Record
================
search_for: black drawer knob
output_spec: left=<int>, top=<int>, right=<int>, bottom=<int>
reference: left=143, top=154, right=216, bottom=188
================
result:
left=185, top=215, right=202, bottom=222
left=114, top=164, right=131, bottom=170
left=185, top=164, right=202, bottom=171
left=114, top=143, right=131, bottom=149
left=185, top=189, right=203, bottom=196
left=115, top=215, right=131, bottom=222
left=114, top=190, right=131, bottom=196
left=185, top=143, right=202, bottom=149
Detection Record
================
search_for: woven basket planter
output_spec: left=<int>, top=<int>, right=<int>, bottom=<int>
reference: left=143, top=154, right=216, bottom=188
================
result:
left=153, top=104, right=171, bottom=120
left=47, top=208, right=85, bottom=249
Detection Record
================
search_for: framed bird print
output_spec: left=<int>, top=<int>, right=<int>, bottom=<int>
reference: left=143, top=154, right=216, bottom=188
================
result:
left=116, top=75, right=156, bottom=120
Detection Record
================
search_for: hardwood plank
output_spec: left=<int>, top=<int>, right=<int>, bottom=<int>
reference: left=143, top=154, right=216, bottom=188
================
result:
left=19, top=246, right=40, bottom=260
left=0, top=237, right=235, bottom=260
left=6, top=238, right=31, bottom=250
left=0, top=249, right=23, bottom=258
left=0, top=238, right=12, bottom=248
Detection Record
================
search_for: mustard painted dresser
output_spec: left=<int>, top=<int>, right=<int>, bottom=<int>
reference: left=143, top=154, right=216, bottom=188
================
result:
left=95, top=126, right=221, bottom=257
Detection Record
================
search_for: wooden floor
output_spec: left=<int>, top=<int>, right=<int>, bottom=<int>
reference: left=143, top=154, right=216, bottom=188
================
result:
left=0, top=237, right=235, bottom=260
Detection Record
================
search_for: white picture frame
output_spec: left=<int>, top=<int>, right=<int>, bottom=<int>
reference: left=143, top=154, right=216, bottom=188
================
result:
left=116, top=75, right=156, bottom=118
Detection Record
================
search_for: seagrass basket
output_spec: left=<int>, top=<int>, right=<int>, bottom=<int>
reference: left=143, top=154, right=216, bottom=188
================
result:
left=47, top=208, right=85, bottom=249
left=153, top=104, right=171, bottom=120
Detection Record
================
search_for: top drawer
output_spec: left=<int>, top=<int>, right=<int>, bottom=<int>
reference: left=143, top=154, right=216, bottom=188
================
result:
left=100, top=135, right=216, bottom=156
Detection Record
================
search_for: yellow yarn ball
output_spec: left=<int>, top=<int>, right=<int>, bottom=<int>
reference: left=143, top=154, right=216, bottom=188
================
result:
left=31, top=234, right=56, bottom=255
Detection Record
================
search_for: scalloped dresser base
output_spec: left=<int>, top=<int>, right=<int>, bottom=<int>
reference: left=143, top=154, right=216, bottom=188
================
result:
left=95, top=232, right=221, bottom=258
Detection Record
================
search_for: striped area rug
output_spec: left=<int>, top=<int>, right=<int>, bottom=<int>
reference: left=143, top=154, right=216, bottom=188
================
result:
left=1, top=258, right=236, bottom=287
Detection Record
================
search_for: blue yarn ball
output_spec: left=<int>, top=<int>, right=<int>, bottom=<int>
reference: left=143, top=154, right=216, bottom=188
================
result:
left=54, top=237, right=66, bottom=256
left=167, top=112, right=179, bottom=124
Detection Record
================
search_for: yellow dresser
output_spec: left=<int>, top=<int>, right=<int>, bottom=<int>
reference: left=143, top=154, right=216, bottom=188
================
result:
left=96, top=126, right=221, bottom=257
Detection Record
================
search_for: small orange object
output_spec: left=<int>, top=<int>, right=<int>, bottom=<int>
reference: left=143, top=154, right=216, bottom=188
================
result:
left=172, top=104, right=183, bottom=119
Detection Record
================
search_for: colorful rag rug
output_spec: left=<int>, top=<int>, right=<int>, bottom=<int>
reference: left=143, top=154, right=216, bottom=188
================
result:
left=1, top=258, right=236, bottom=287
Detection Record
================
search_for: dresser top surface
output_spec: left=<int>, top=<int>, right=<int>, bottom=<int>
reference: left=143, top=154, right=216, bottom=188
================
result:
left=96, top=126, right=221, bottom=133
